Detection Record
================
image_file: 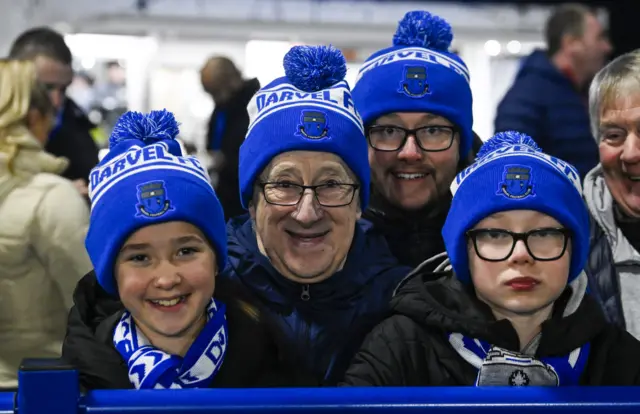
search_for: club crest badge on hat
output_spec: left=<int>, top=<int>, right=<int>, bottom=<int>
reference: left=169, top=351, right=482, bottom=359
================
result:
left=498, top=165, right=535, bottom=199
left=398, top=65, right=430, bottom=98
left=297, top=110, right=329, bottom=140
left=136, top=181, right=173, bottom=217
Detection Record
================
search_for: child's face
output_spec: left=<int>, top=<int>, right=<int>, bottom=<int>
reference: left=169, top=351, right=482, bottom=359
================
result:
left=115, top=221, right=217, bottom=342
left=468, top=210, right=571, bottom=318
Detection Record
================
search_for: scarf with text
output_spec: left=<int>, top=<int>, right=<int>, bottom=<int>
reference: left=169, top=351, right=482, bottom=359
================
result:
left=113, top=298, right=228, bottom=389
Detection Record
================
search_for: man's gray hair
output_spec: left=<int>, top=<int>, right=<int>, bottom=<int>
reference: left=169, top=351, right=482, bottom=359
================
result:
left=589, top=49, right=640, bottom=143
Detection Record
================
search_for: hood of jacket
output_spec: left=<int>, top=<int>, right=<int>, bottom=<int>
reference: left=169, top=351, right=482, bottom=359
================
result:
left=0, top=129, right=68, bottom=203
left=390, top=255, right=605, bottom=355
left=515, top=49, right=570, bottom=86
left=62, top=271, right=130, bottom=389
left=584, top=164, right=640, bottom=264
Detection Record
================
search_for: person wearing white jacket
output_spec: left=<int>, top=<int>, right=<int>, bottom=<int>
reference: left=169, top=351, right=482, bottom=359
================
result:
left=0, top=59, right=92, bottom=389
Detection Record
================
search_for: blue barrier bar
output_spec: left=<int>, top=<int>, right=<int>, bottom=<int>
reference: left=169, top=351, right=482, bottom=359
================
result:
left=18, top=359, right=78, bottom=414
left=82, top=386, right=640, bottom=413
left=14, top=360, right=640, bottom=413
left=0, top=392, right=13, bottom=414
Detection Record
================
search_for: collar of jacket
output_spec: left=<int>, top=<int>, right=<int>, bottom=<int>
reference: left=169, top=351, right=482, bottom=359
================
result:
left=224, top=214, right=394, bottom=312
left=390, top=266, right=604, bottom=357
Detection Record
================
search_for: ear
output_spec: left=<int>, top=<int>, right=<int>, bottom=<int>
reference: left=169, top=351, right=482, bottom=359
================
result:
left=25, top=108, right=41, bottom=130
left=249, top=203, right=257, bottom=220
left=562, top=33, right=582, bottom=52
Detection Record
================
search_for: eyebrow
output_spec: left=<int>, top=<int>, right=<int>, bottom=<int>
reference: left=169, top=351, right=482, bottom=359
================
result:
left=265, top=164, right=300, bottom=179
left=599, top=122, right=626, bottom=130
left=119, top=235, right=205, bottom=254
left=315, top=164, right=350, bottom=178
left=377, top=113, right=450, bottom=125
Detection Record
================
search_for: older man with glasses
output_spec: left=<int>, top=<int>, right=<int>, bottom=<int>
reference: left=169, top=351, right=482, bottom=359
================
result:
left=224, top=45, right=411, bottom=385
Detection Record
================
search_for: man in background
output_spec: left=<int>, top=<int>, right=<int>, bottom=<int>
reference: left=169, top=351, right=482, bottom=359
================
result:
left=201, top=56, right=260, bottom=220
left=495, top=3, right=611, bottom=179
left=9, top=27, right=100, bottom=194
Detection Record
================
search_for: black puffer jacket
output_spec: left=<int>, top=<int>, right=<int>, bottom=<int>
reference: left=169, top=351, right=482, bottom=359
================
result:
left=342, top=267, right=640, bottom=386
left=62, top=272, right=305, bottom=390
left=585, top=213, right=626, bottom=328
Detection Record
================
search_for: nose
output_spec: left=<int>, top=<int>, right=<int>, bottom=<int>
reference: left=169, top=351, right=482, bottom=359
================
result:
left=397, top=135, right=423, bottom=162
left=291, top=189, right=322, bottom=224
left=621, top=134, right=640, bottom=164
left=153, top=262, right=182, bottom=290
left=507, top=240, right=534, bottom=265
left=49, top=89, right=64, bottom=111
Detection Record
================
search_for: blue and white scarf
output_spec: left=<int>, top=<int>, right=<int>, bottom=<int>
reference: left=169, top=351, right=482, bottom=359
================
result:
left=113, top=298, right=228, bottom=389
left=448, top=333, right=590, bottom=386
left=449, top=272, right=591, bottom=386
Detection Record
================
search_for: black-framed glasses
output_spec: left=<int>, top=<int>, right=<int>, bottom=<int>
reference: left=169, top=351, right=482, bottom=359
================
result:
left=367, top=124, right=456, bottom=152
left=258, top=182, right=360, bottom=207
left=466, top=227, right=571, bottom=262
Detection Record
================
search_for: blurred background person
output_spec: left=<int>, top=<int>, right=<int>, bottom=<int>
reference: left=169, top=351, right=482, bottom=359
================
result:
left=66, top=71, right=95, bottom=115
left=201, top=56, right=260, bottom=220
left=0, top=59, right=92, bottom=390
left=9, top=27, right=101, bottom=195
left=92, top=60, right=128, bottom=135
left=495, top=3, right=612, bottom=179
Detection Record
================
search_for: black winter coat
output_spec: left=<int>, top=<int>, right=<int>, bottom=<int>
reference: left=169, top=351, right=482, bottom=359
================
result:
left=207, top=78, right=260, bottom=221
left=62, top=272, right=303, bottom=390
left=342, top=269, right=640, bottom=386
left=585, top=213, right=626, bottom=328
left=46, top=99, right=100, bottom=181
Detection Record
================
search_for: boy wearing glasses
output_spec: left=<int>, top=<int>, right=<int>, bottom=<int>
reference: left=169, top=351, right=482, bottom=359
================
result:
left=343, top=132, right=640, bottom=386
left=351, top=11, right=475, bottom=269
left=226, top=45, right=411, bottom=385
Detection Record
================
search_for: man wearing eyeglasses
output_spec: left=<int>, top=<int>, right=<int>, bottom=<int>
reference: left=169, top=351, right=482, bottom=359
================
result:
left=9, top=27, right=100, bottom=195
left=351, top=11, right=479, bottom=270
left=225, top=45, right=411, bottom=385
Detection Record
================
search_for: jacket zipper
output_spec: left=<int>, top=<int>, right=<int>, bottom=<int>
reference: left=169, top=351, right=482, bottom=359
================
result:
left=301, top=284, right=311, bottom=301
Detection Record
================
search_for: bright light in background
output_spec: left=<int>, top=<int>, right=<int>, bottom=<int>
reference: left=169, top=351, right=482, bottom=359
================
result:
left=506, top=40, right=522, bottom=54
left=345, top=64, right=361, bottom=89
left=484, top=40, right=501, bottom=57
left=80, top=57, right=96, bottom=70
left=65, top=34, right=158, bottom=59
left=245, top=40, right=294, bottom=86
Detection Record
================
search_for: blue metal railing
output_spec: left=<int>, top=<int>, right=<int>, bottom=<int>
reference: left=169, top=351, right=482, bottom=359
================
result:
left=5, top=359, right=640, bottom=413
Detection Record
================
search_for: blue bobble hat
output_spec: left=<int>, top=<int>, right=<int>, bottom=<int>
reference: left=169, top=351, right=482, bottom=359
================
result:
left=85, top=110, right=228, bottom=296
left=442, top=131, right=590, bottom=284
left=239, top=45, right=370, bottom=209
left=351, top=11, right=473, bottom=158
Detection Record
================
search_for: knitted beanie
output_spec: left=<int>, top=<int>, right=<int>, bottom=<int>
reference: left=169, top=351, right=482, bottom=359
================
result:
left=239, top=45, right=369, bottom=209
left=85, top=110, right=227, bottom=295
left=442, top=131, right=590, bottom=284
left=351, top=10, right=473, bottom=158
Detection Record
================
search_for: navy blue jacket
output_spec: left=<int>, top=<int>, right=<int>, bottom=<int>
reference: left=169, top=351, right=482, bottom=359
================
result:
left=494, top=50, right=599, bottom=179
left=222, top=215, right=412, bottom=385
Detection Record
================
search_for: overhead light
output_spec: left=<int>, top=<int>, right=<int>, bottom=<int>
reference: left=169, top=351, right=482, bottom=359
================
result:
left=484, top=40, right=501, bottom=57
left=507, top=40, right=522, bottom=54
left=80, top=57, right=96, bottom=70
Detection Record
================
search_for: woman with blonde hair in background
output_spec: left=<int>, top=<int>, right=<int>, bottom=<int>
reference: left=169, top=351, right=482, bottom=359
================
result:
left=0, top=59, right=92, bottom=389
